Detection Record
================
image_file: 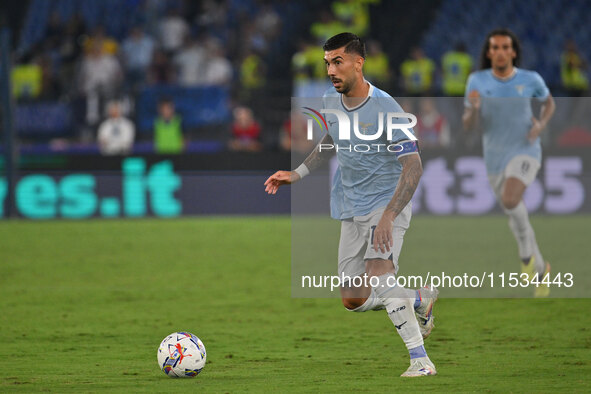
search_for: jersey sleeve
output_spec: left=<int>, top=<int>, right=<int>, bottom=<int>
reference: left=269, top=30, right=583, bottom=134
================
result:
left=531, top=71, right=550, bottom=102
left=384, top=97, right=417, bottom=143
left=382, top=97, right=419, bottom=159
left=464, top=73, right=477, bottom=108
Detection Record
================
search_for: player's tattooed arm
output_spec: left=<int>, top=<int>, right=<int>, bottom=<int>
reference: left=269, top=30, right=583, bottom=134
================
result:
left=386, top=154, right=423, bottom=217
left=303, top=133, right=335, bottom=172
left=372, top=153, right=423, bottom=253
left=264, top=133, right=335, bottom=194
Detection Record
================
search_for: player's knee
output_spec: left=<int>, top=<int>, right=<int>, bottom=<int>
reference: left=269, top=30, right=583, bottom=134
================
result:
left=501, top=194, right=520, bottom=210
left=342, top=297, right=366, bottom=310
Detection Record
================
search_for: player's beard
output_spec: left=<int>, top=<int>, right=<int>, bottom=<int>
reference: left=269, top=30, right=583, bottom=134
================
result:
left=333, top=78, right=351, bottom=94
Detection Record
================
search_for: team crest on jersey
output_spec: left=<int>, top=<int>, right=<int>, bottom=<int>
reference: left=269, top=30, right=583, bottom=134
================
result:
left=359, top=122, right=374, bottom=133
left=515, top=85, right=525, bottom=95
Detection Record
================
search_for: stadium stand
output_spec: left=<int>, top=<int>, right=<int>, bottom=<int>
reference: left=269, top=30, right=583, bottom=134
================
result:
left=421, top=0, right=591, bottom=92
left=5, top=0, right=590, bottom=153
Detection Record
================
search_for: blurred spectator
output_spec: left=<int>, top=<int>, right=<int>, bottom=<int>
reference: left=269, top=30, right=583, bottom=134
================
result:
left=255, top=3, right=281, bottom=44
left=228, top=106, right=263, bottom=152
left=310, top=11, right=347, bottom=45
left=280, top=113, right=316, bottom=154
left=331, top=0, right=379, bottom=38
left=83, top=25, right=119, bottom=55
left=11, top=63, right=42, bottom=99
left=78, top=43, right=123, bottom=97
left=97, top=101, right=135, bottom=155
left=37, top=54, right=60, bottom=100
left=196, top=0, right=227, bottom=29
left=364, top=40, right=390, bottom=88
left=416, top=98, right=450, bottom=148
left=561, top=39, right=589, bottom=96
left=441, top=42, right=473, bottom=97
left=121, top=26, right=156, bottom=89
left=78, top=43, right=123, bottom=130
left=243, top=21, right=269, bottom=54
left=148, top=49, right=176, bottom=84
left=239, top=50, right=266, bottom=101
left=56, top=14, right=86, bottom=92
left=292, top=40, right=311, bottom=83
left=158, top=8, right=190, bottom=54
left=154, top=98, right=184, bottom=154
left=202, top=39, right=233, bottom=86
left=292, top=40, right=325, bottom=83
left=557, top=126, right=591, bottom=147
left=58, top=14, right=86, bottom=63
left=291, top=39, right=330, bottom=96
left=400, top=47, right=435, bottom=96
left=173, top=35, right=206, bottom=86
left=195, top=0, right=230, bottom=45
left=141, top=0, right=168, bottom=38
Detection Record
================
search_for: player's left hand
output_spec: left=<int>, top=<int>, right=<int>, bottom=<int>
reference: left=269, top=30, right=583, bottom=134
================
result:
left=373, top=211, right=396, bottom=253
left=528, top=117, right=544, bottom=143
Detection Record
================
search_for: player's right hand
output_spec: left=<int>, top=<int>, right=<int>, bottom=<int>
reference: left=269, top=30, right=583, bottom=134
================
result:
left=468, top=90, right=481, bottom=109
left=264, top=171, right=300, bottom=194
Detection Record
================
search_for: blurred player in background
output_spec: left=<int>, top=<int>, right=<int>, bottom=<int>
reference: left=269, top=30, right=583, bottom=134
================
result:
left=463, top=28, right=556, bottom=297
left=265, top=33, right=438, bottom=377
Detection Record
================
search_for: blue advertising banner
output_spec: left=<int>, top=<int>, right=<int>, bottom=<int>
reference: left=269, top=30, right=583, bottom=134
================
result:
left=0, top=158, right=289, bottom=219
left=1, top=154, right=588, bottom=219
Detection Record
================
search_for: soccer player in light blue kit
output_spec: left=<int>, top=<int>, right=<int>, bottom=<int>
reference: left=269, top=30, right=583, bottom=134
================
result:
left=265, top=33, right=438, bottom=377
left=463, top=29, right=556, bottom=297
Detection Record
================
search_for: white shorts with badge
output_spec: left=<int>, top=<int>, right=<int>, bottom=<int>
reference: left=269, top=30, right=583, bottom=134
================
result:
left=488, top=154, right=541, bottom=200
left=337, top=204, right=412, bottom=279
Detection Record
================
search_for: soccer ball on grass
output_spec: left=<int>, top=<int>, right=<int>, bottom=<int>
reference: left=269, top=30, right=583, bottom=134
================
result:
left=157, top=332, right=206, bottom=377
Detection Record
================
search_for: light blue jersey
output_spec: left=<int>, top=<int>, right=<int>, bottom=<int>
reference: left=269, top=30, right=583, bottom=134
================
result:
left=322, top=83, right=417, bottom=220
left=464, top=68, right=550, bottom=174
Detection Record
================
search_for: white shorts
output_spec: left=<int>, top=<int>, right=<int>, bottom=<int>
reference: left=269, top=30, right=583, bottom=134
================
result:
left=488, top=154, right=541, bottom=200
left=337, top=204, right=412, bottom=279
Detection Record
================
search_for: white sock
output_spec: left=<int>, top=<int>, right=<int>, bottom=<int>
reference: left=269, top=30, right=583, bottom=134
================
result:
left=506, top=202, right=533, bottom=260
left=349, top=288, right=384, bottom=312
left=505, top=202, right=544, bottom=274
left=531, top=241, right=546, bottom=276
left=373, top=273, right=424, bottom=350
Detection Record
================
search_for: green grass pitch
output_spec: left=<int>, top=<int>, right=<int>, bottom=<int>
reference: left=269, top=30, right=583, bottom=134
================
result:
left=0, top=216, right=589, bottom=392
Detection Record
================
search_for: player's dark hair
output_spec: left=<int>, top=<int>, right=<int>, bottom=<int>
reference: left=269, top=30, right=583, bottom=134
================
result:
left=479, top=28, right=521, bottom=69
left=323, top=32, right=366, bottom=59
